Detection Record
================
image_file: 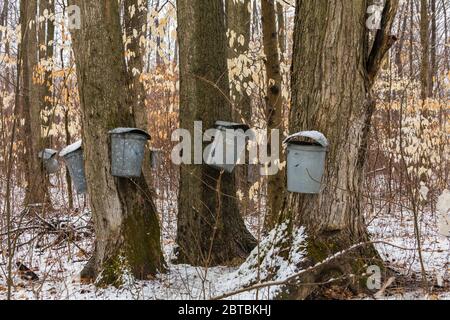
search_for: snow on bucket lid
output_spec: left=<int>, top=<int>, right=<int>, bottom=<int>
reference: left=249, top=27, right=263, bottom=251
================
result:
left=59, top=140, right=82, bottom=157
left=38, top=149, right=58, bottom=160
left=283, top=131, right=329, bottom=148
left=108, top=127, right=151, bottom=139
left=215, top=121, right=250, bottom=131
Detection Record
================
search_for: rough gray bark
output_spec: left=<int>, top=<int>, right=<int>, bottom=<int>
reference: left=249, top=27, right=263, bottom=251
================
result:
left=69, top=0, right=165, bottom=285
left=176, top=0, right=256, bottom=266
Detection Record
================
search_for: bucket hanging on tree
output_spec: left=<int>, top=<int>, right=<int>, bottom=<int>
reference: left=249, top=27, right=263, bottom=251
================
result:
left=59, top=140, right=87, bottom=194
left=205, top=121, right=250, bottom=173
left=38, top=149, right=59, bottom=174
left=109, top=128, right=151, bottom=178
left=284, top=131, right=329, bottom=194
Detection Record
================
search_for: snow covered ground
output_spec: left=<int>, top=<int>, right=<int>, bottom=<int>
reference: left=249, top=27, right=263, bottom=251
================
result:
left=0, top=185, right=449, bottom=300
left=367, top=209, right=450, bottom=299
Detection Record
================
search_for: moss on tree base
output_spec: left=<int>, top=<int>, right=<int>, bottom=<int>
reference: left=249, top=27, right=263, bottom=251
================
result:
left=278, top=230, right=385, bottom=300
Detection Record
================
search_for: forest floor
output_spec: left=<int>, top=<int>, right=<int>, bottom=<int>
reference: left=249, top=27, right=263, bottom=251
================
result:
left=0, top=186, right=449, bottom=300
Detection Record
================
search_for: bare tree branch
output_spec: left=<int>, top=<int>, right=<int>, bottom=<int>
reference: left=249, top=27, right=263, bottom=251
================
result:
left=212, top=240, right=414, bottom=300
left=367, top=0, right=400, bottom=88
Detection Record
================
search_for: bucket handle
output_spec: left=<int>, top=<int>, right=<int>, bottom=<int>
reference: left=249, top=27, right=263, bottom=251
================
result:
left=283, top=131, right=329, bottom=147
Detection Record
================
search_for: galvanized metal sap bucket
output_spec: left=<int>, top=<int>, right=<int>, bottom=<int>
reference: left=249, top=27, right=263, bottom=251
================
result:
left=205, top=121, right=249, bottom=173
left=38, top=149, right=59, bottom=174
left=284, top=131, right=329, bottom=194
left=59, top=140, right=87, bottom=194
left=109, top=128, right=150, bottom=178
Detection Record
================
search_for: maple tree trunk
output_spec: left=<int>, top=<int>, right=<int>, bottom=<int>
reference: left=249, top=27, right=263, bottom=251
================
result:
left=277, top=0, right=397, bottom=299
left=420, top=0, right=431, bottom=99
left=69, top=0, right=165, bottom=285
left=261, top=0, right=285, bottom=231
left=0, top=0, right=8, bottom=43
left=21, top=0, right=50, bottom=207
left=176, top=0, right=256, bottom=266
left=430, top=0, right=437, bottom=97
left=409, top=0, right=414, bottom=78
left=39, top=0, right=55, bottom=148
left=124, top=0, right=154, bottom=190
left=227, top=0, right=252, bottom=216
left=395, top=1, right=408, bottom=78
left=227, top=0, right=252, bottom=125
left=443, top=0, right=450, bottom=71
left=276, top=2, right=286, bottom=57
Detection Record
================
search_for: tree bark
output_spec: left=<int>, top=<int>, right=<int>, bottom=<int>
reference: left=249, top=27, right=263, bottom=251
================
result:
left=442, top=0, right=450, bottom=71
left=278, top=0, right=398, bottom=299
left=395, top=0, right=408, bottom=78
left=176, top=0, right=256, bottom=266
left=420, top=0, right=431, bottom=99
left=22, top=0, right=50, bottom=206
left=39, top=0, right=55, bottom=148
left=227, top=0, right=252, bottom=124
left=0, top=0, right=8, bottom=43
left=261, top=0, right=285, bottom=231
left=276, top=2, right=286, bottom=57
left=227, top=0, right=252, bottom=216
left=430, top=0, right=436, bottom=97
left=124, top=0, right=154, bottom=191
left=69, top=0, right=165, bottom=285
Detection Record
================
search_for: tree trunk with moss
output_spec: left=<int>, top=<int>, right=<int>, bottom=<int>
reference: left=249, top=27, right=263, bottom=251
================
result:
left=277, top=0, right=398, bottom=299
left=69, top=0, right=165, bottom=286
left=176, top=0, right=256, bottom=267
left=261, top=0, right=285, bottom=231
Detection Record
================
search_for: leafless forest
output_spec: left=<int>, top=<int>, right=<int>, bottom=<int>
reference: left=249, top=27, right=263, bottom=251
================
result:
left=0, top=0, right=449, bottom=300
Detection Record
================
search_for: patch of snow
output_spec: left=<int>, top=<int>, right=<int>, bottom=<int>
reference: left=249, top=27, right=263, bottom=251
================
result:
left=219, top=223, right=306, bottom=299
left=283, top=131, right=329, bottom=147
left=59, top=140, right=82, bottom=157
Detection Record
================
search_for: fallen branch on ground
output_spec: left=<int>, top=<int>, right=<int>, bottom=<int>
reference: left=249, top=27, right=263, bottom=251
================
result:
left=211, top=240, right=417, bottom=300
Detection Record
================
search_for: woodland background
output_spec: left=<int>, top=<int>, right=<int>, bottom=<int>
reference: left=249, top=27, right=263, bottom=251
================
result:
left=0, top=0, right=449, bottom=300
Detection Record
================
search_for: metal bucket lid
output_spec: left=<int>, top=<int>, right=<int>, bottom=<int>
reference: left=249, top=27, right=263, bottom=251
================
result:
left=214, top=121, right=250, bottom=131
left=287, top=143, right=327, bottom=152
left=108, top=127, right=151, bottom=140
left=59, top=140, right=82, bottom=157
left=38, top=149, right=58, bottom=160
left=283, top=131, right=329, bottom=148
